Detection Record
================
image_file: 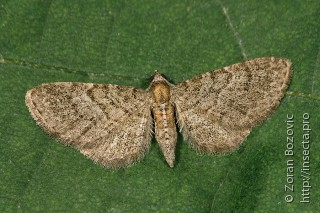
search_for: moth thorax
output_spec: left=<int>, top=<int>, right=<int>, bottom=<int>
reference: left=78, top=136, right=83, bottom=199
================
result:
left=151, top=82, right=171, bottom=104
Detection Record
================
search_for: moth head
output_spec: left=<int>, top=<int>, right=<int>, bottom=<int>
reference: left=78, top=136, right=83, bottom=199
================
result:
left=149, top=70, right=169, bottom=83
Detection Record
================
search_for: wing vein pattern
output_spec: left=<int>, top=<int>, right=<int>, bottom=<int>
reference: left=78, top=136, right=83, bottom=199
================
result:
left=26, top=82, right=152, bottom=168
left=172, top=57, right=291, bottom=153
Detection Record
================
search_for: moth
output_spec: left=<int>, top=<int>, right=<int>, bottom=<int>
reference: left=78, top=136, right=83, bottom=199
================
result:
left=26, top=57, right=292, bottom=168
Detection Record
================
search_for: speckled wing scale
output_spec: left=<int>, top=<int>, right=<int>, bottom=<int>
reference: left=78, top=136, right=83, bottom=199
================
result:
left=26, top=83, right=153, bottom=168
left=26, top=57, right=292, bottom=168
left=173, top=57, right=291, bottom=153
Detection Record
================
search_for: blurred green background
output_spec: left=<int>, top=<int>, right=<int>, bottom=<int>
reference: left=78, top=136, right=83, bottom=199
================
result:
left=0, top=0, right=319, bottom=212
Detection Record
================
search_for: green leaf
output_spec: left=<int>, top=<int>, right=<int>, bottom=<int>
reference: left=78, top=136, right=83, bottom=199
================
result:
left=1, top=0, right=319, bottom=212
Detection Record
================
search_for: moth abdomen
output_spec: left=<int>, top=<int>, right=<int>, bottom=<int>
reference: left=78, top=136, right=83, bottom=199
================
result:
left=149, top=73, right=178, bottom=167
